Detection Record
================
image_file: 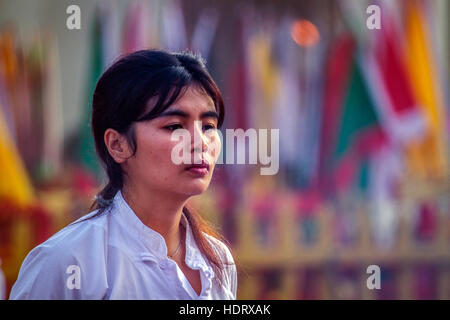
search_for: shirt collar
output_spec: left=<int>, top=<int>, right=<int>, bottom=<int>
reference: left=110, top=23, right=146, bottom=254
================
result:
left=112, top=190, right=213, bottom=277
left=182, top=212, right=212, bottom=275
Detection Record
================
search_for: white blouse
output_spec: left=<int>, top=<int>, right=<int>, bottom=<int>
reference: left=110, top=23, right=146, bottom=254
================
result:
left=10, top=191, right=237, bottom=300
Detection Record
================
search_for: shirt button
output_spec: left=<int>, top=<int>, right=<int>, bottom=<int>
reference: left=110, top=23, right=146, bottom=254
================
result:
left=205, top=269, right=213, bottom=279
left=159, top=260, right=168, bottom=269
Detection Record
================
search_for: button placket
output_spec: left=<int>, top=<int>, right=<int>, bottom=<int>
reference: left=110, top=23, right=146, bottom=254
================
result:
left=198, top=267, right=213, bottom=298
left=204, top=267, right=214, bottom=280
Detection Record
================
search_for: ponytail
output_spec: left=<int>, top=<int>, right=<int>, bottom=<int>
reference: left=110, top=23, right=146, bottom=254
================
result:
left=90, top=183, right=117, bottom=211
left=89, top=158, right=123, bottom=213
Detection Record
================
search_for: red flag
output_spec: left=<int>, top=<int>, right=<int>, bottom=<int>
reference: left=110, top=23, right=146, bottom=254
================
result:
left=318, top=34, right=355, bottom=181
left=363, top=6, right=426, bottom=146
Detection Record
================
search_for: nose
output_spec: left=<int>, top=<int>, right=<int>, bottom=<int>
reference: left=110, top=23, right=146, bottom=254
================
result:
left=191, top=122, right=208, bottom=154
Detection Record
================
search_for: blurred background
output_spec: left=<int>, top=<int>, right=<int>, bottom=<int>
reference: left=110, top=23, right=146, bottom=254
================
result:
left=0, top=0, right=449, bottom=300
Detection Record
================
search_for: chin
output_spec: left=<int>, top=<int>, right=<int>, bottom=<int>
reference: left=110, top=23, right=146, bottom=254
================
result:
left=182, top=181, right=210, bottom=196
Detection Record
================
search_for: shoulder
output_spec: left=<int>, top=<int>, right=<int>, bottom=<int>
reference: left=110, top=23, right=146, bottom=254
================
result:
left=34, top=209, right=109, bottom=260
left=10, top=209, right=110, bottom=299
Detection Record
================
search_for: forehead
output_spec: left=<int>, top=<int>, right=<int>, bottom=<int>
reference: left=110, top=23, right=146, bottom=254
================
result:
left=144, top=85, right=216, bottom=117
left=166, top=86, right=215, bottom=112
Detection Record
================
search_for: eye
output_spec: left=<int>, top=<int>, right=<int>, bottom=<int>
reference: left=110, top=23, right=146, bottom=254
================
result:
left=164, top=124, right=183, bottom=131
left=203, top=124, right=217, bottom=132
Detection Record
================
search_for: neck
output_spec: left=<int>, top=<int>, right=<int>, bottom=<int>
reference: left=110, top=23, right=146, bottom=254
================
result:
left=121, top=182, right=189, bottom=256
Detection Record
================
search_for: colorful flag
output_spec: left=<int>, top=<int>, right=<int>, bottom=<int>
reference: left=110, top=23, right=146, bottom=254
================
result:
left=0, top=30, right=34, bottom=175
left=160, top=0, right=187, bottom=52
left=334, top=57, right=382, bottom=160
left=363, top=3, right=426, bottom=146
left=404, top=0, right=448, bottom=178
left=40, top=33, right=64, bottom=180
left=0, top=103, right=34, bottom=207
left=332, top=56, right=386, bottom=192
left=77, top=8, right=104, bottom=176
left=296, top=23, right=327, bottom=187
left=246, top=28, right=279, bottom=131
left=273, top=17, right=302, bottom=169
left=318, top=34, right=355, bottom=188
left=122, top=0, right=151, bottom=54
left=368, top=143, right=402, bottom=249
left=190, top=7, right=219, bottom=60
left=102, top=2, right=120, bottom=67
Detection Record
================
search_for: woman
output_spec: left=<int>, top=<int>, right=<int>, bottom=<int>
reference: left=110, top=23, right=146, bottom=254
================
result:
left=10, top=50, right=237, bottom=299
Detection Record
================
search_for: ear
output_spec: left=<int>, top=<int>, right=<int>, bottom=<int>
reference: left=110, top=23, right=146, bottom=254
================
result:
left=104, top=128, right=133, bottom=163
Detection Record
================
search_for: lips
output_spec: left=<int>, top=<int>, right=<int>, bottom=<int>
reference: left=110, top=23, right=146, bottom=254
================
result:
left=185, top=160, right=210, bottom=171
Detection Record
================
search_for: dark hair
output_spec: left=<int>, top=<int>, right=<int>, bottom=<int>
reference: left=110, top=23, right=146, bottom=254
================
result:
left=89, top=49, right=229, bottom=285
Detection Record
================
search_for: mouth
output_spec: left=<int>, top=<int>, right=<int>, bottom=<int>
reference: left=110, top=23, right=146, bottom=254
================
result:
left=185, top=160, right=210, bottom=176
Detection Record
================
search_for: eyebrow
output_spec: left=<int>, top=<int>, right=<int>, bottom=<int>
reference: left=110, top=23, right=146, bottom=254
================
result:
left=158, top=109, right=219, bottom=121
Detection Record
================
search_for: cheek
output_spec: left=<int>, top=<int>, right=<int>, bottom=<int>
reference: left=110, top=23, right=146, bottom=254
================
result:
left=207, top=132, right=222, bottom=165
left=138, top=140, right=176, bottom=168
left=134, top=129, right=178, bottom=176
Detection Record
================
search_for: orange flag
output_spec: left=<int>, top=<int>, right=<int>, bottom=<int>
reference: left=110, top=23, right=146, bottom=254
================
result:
left=0, top=105, right=34, bottom=208
left=404, top=1, right=448, bottom=178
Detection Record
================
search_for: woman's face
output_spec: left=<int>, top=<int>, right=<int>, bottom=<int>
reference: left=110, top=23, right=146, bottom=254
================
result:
left=122, top=86, right=221, bottom=198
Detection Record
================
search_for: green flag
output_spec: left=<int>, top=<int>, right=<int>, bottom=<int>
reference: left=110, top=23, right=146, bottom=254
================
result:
left=78, top=9, right=104, bottom=176
left=334, top=58, right=380, bottom=159
left=332, top=57, right=383, bottom=193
